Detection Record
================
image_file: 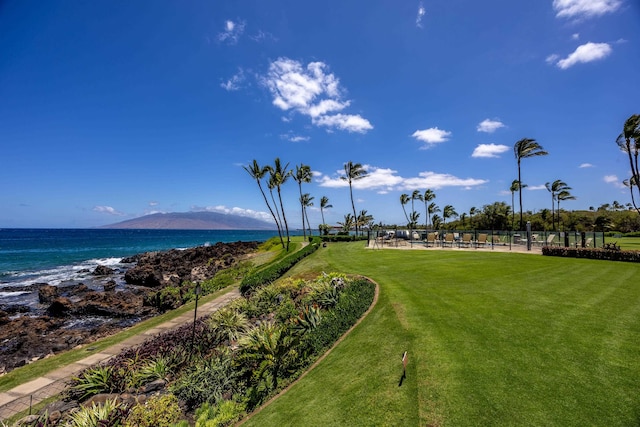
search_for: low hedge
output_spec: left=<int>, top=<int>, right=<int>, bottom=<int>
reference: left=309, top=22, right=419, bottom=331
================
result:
left=320, top=235, right=369, bottom=242
left=240, top=237, right=322, bottom=295
left=542, top=246, right=640, bottom=263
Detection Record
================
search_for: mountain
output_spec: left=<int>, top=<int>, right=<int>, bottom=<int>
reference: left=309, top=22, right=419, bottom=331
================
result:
left=102, top=212, right=276, bottom=230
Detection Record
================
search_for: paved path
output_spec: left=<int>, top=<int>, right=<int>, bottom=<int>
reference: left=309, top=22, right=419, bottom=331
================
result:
left=0, top=289, right=241, bottom=422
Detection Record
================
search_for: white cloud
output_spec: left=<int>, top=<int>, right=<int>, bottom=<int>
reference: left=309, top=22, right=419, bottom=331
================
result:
left=416, top=2, right=426, bottom=28
left=526, top=185, right=547, bottom=191
left=411, top=127, right=451, bottom=148
left=556, top=42, right=612, bottom=69
left=603, top=175, right=625, bottom=188
left=572, top=33, right=580, bottom=40
left=317, top=165, right=486, bottom=191
left=313, top=113, right=373, bottom=133
left=93, top=206, right=124, bottom=216
left=221, top=69, right=245, bottom=91
left=192, top=205, right=271, bottom=222
left=262, top=57, right=373, bottom=133
left=218, top=20, right=246, bottom=44
left=477, top=119, right=505, bottom=133
left=472, top=143, right=510, bottom=158
left=546, top=54, right=560, bottom=65
left=148, top=201, right=158, bottom=206
left=553, top=0, right=621, bottom=19
left=281, top=133, right=310, bottom=142
left=579, top=163, right=594, bottom=168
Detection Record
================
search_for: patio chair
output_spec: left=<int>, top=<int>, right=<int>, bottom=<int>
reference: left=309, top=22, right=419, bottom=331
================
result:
left=425, top=232, right=437, bottom=247
left=476, top=233, right=488, bottom=248
left=460, top=233, right=472, bottom=248
left=585, top=237, right=593, bottom=247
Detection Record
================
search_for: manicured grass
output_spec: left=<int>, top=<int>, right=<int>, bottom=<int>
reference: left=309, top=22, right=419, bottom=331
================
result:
left=612, top=236, right=640, bottom=251
left=245, top=243, right=640, bottom=426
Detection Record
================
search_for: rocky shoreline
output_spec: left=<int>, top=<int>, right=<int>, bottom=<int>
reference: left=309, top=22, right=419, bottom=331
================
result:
left=0, top=241, right=259, bottom=374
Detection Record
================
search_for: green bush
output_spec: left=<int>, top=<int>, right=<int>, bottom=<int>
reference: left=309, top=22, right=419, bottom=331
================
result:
left=68, top=365, right=115, bottom=401
left=66, top=397, right=127, bottom=427
left=124, top=393, right=182, bottom=427
left=542, top=246, right=640, bottom=262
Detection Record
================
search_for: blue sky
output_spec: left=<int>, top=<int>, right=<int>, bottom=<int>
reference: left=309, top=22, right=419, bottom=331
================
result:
left=1, top=0, right=639, bottom=228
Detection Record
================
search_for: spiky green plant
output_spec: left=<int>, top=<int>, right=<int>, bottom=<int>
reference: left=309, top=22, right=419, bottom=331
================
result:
left=65, top=397, right=126, bottom=427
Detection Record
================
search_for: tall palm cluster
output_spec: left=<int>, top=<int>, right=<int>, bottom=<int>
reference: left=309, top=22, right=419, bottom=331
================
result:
left=617, top=114, right=640, bottom=214
left=245, top=159, right=372, bottom=245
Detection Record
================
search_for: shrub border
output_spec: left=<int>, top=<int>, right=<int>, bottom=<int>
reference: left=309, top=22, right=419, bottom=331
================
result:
left=542, top=246, right=640, bottom=263
left=238, top=275, right=380, bottom=425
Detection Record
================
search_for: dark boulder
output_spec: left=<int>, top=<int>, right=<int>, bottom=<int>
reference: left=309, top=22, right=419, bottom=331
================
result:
left=38, top=284, right=59, bottom=304
left=93, top=265, right=115, bottom=276
left=47, top=297, right=72, bottom=317
left=104, top=280, right=117, bottom=292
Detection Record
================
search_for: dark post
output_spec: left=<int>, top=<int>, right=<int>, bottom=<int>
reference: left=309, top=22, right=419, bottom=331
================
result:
left=191, top=283, right=202, bottom=351
left=526, top=221, right=532, bottom=251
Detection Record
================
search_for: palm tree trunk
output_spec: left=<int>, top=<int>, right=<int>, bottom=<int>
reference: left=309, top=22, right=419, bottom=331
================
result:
left=349, top=182, right=357, bottom=236
left=298, top=184, right=306, bottom=241
left=518, top=160, right=523, bottom=230
left=258, top=182, right=284, bottom=248
left=277, top=186, right=290, bottom=251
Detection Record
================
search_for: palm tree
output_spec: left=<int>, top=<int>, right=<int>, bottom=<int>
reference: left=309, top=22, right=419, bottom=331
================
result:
left=337, top=213, right=355, bottom=233
left=510, top=179, right=522, bottom=230
left=556, top=189, right=576, bottom=230
left=443, top=205, right=457, bottom=227
left=428, top=203, right=440, bottom=228
left=400, top=193, right=410, bottom=225
left=301, top=193, right=314, bottom=237
left=623, top=177, right=639, bottom=213
left=319, top=196, right=332, bottom=225
left=411, top=190, right=423, bottom=222
left=423, top=189, right=436, bottom=229
left=469, top=206, right=477, bottom=229
left=459, top=212, right=467, bottom=228
left=341, top=161, right=368, bottom=236
left=269, top=158, right=292, bottom=251
left=357, top=210, right=374, bottom=233
left=244, top=160, right=284, bottom=248
left=293, top=164, right=312, bottom=241
left=616, top=114, right=640, bottom=213
left=514, top=138, right=548, bottom=229
left=545, top=180, right=570, bottom=228
left=431, top=214, right=442, bottom=230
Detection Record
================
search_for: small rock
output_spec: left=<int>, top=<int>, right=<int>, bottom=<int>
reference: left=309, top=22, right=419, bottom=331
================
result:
left=93, top=265, right=115, bottom=276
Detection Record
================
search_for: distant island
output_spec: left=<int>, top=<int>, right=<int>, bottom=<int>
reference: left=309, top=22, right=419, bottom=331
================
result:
left=102, top=211, right=276, bottom=230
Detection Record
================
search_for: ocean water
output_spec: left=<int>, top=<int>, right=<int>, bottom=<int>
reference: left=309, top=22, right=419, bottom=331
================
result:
left=0, top=229, right=282, bottom=296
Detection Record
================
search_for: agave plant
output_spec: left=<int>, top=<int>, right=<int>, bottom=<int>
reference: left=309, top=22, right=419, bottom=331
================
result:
left=69, top=365, right=115, bottom=401
left=208, top=307, right=250, bottom=344
left=292, top=305, right=322, bottom=334
left=65, top=397, right=126, bottom=427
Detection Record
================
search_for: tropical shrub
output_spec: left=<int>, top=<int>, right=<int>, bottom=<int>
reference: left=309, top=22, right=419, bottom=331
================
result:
left=207, top=307, right=250, bottom=344
left=68, top=365, right=115, bottom=402
left=170, top=349, right=241, bottom=410
left=123, top=393, right=182, bottom=427
left=195, top=400, right=246, bottom=427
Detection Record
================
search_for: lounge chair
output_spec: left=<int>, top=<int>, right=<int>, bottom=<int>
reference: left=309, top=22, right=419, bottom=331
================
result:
left=544, top=233, right=556, bottom=247
left=585, top=237, right=593, bottom=247
left=425, top=232, right=437, bottom=247
left=476, top=233, right=488, bottom=248
left=442, top=233, right=455, bottom=248
left=461, top=233, right=472, bottom=248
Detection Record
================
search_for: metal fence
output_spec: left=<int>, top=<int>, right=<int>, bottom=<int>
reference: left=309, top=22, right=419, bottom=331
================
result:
left=369, top=229, right=605, bottom=251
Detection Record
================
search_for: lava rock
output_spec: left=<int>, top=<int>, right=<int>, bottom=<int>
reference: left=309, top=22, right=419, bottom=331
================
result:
left=93, top=265, right=115, bottom=276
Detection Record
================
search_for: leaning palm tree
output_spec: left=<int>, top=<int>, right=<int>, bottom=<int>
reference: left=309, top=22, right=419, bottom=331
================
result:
left=293, top=164, right=312, bottom=241
left=341, top=162, right=368, bottom=235
left=357, top=209, right=374, bottom=234
left=244, top=160, right=284, bottom=248
left=319, top=196, right=332, bottom=225
left=301, top=193, right=314, bottom=237
left=514, top=138, right=548, bottom=229
left=411, top=190, right=423, bottom=223
left=400, top=193, right=410, bottom=225
left=423, top=189, right=436, bottom=229
left=616, top=114, right=640, bottom=213
left=623, top=176, right=639, bottom=213
left=269, top=158, right=292, bottom=251
left=428, top=202, right=440, bottom=227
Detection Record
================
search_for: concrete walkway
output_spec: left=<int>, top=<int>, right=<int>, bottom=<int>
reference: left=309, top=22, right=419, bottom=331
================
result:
left=0, top=289, right=241, bottom=422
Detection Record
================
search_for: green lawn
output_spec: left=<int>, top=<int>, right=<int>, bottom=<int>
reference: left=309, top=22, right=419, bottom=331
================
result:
left=245, top=243, right=640, bottom=426
left=613, top=236, right=640, bottom=251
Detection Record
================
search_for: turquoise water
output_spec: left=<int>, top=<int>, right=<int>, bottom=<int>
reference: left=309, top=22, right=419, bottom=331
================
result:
left=0, top=229, right=284, bottom=290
